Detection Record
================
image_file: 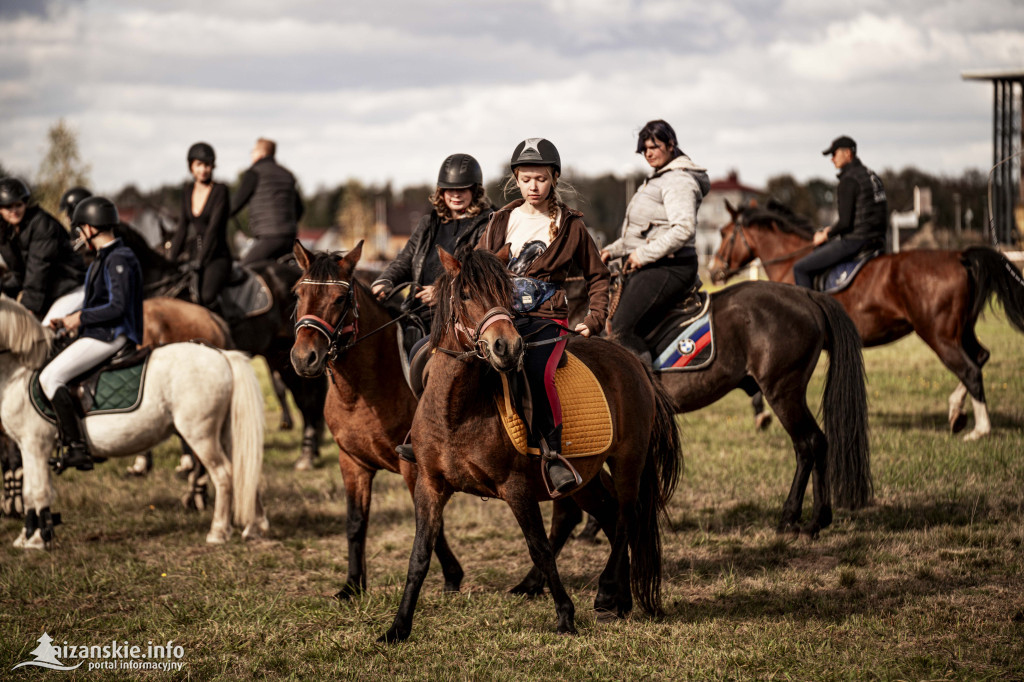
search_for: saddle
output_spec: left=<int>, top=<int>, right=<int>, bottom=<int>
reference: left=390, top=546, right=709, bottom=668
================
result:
left=813, top=246, right=882, bottom=294
left=30, top=345, right=153, bottom=423
left=629, top=280, right=715, bottom=372
left=218, top=263, right=273, bottom=321
left=495, top=352, right=613, bottom=459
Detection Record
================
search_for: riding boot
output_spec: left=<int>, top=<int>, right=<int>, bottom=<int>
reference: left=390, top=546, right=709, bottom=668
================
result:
left=540, top=425, right=578, bottom=496
left=395, top=443, right=416, bottom=463
left=48, top=386, right=93, bottom=473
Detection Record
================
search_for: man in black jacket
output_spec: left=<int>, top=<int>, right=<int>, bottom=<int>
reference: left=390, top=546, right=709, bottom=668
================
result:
left=0, top=178, right=86, bottom=323
left=793, top=136, right=888, bottom=288
left=230, top=138, right=304, bottom=265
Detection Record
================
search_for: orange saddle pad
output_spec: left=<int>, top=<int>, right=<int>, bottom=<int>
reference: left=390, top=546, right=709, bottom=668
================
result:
left=495, top=352, right=613, bottom=458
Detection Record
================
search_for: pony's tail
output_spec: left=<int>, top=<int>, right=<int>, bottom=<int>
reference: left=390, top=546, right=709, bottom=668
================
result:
left=630, top=370, right=682, bottom=616
left=223, top=351, right=266, bottom=530
left=961, top=247, right=1024, bottom=334
left=812, top=292, right=872, bottom=509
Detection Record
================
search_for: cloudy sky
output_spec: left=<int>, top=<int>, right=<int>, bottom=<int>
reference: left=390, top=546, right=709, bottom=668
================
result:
left=1, top=0, right=1022, bottom=196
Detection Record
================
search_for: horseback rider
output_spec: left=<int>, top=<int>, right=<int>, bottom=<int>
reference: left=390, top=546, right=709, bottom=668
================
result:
left=792, top=135, right=888, bottom=289
left=59, top=187, right=94, bottom=224
left=599, top=120, right=709, bottom=366
left=168, top=142, right=232, bottom=312
left=478, top=138, right=610, bottom=496
left=42, top=196, right=144, bottom=473
left=372, top=153, right=494, bottom=347
left=230, top=138, right=305, bottom=265
left=0, top=177, right=87, bottom=325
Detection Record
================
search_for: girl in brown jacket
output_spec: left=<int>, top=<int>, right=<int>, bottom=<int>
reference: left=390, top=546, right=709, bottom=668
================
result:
left=478, top=138, right=610, bottom=496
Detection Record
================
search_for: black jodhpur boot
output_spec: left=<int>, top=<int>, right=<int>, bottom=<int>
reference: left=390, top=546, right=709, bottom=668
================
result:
left=48, top=386, right=93, bottom=473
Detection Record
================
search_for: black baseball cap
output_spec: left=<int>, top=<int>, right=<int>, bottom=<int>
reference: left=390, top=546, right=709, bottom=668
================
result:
left=823, top=135, right=856, bottom=156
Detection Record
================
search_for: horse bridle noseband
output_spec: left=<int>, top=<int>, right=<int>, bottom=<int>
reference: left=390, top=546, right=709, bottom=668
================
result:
left=293, top=278, right=359, bottom=361
left=437, top=303, right=515, bottom=361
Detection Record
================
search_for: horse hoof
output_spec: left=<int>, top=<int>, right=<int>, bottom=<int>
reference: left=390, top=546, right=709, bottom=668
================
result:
left=16, top=529, right=48, bottom=550
left=800, top=525, right=821, bottom=540
left=205, top=532, right=228, bottom=545
left=776, top=523, right=800, bottom=537
left=950, top=413, right=968, bottom=434
left=509, top=580, right=545, bottom=597
left=334, top=583, right=364, bottom=601
left=293, top=455, right=316, bottom=471
left=242, top=522, right=269, bottom=541
left=963, top=429, right=988, bottom=442
left=556, top=624, right=578, bottom=636
left=755, top=411, right=772, bottom=431
left=377, top=627, right=409, bottom=644
left=595, top=609, right=620, bottom=623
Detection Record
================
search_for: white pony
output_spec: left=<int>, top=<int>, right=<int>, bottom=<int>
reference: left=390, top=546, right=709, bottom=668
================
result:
left=0, top=296, right=267, bottom=548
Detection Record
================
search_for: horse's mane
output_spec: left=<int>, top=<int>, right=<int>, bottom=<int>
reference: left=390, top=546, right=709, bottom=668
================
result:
left=431, top=249, right=514, bottom=350
left=740, top=199, right=816, bottom=239
left=0, top=296, right=52, bottom=368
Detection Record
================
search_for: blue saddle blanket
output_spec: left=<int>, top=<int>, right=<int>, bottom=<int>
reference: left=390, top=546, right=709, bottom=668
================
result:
left=816, top=249, right=881, bottom=294
left=653, top=309, right=714, bottom=372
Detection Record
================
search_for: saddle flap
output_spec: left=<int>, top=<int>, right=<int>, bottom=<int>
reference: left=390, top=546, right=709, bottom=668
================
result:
left=816, top=248, right=882, bottom=294
left=31, top=349, right=152, bottom=422
left=495, top=352, right=613, bottom=459
left=219, top=267, right=273, bottom=320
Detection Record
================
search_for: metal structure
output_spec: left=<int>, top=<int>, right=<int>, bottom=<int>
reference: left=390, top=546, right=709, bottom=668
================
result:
left=962, top=69, right=1023, bottom=244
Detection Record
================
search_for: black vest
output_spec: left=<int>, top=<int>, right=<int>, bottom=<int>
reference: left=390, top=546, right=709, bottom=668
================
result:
left=842, top=158, right=888, bottom=240
left=248, top=158, right=298, bottom=238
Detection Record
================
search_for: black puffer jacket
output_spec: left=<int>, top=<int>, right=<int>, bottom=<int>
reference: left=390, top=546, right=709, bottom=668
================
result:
left=373, top=208, right=493, bottom=289
left=831, top=157, right=888, bottom=241
left=0, top=206, right=86, bottom=318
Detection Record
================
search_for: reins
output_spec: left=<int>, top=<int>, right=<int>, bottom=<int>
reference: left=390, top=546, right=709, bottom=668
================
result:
left=717, top=220, right=817, bottom=280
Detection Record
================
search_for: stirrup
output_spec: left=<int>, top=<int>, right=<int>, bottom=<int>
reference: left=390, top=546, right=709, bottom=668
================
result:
left=49, top=443, right=93, bottom=475
left=539, top=439, right=581, bottom=498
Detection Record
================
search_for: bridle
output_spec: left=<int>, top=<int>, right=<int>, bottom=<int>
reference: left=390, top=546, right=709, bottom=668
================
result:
left=293, top=277, right=359, bottom=361
left=436, top=293, right=515, bottom=361
left=715, top=219, right=816, bottom=281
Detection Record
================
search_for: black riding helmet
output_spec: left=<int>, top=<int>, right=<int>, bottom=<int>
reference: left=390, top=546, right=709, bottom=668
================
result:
left=0, top=178, right=31, bottom=207
left=510, top=138, right=561, bottom=174
left=59, top=186, right=92, bottom=220
left=187, top=142, right=216, bottom=168
left=71, top=196, right=119, bottom=231
left=437, top=153, right=483, bottom=189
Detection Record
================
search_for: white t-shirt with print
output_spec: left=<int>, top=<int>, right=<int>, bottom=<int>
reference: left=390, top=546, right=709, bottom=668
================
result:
left=506, top=205, right=560, bottom=258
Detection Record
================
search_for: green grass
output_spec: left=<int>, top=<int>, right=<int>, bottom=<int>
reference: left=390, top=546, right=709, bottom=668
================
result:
left=1, top=313, right=1022, bottom=680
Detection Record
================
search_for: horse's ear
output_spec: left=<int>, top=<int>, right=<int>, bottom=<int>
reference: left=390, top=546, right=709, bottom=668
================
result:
left=724, top=199, right=738, bottom=220
left=340, top=240, right=364, bottom=271
left=494, top=243, right=512, bottom=263
left=438, top=246, right=461, bottom=276
left=293, top=239, right=313, bottom=271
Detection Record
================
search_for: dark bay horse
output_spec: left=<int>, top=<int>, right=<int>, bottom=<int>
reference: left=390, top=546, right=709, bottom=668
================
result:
left=115, top=224, right=327, bottom=466
left=379, top=247, right=681, bottom=643
left=710, top=202, right=1024, bottom=441
left=289, top=241, right=464, bottom=599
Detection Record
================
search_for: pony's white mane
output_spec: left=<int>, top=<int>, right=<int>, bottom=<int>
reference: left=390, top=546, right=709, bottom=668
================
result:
left=0, top=295, right=53, bottom=369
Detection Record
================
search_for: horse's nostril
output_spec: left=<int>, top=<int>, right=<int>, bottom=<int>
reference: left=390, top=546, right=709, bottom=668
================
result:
left=494, top=338, right=507, bottom=356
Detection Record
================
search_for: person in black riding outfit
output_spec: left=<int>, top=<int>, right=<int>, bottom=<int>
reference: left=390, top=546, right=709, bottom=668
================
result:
left=168, top=142, right=232, bottom=311
left=793, top=135, right=888, bottom=289
left=230, top=137, right=304, bottom=265
left=371, top=153, right=494, bottom=336
left=42, top=196, right=144, bottom=473
left=0, top=178, right=86, bottom=325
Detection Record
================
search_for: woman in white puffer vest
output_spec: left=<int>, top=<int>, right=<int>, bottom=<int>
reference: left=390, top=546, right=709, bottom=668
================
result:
left=600, top=119, right=710, bottom=364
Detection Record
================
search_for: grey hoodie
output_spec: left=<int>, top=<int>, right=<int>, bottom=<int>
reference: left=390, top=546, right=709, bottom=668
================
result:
left=604, top=154, right=710, bottom=266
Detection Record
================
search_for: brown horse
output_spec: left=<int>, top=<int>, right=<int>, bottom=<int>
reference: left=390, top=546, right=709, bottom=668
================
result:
left=289, top=240, right=464, bottom=599
left=710, top=202, right=1024, bottom=440
left=378, top=246, right=681, bottom=643
left=142, top=297, right=233, bottom=349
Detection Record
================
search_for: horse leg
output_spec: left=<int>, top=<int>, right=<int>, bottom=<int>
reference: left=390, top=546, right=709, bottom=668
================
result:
left=917, top=329, right=990, bottom=440
left=281, top=369, right=326, bottom=471
left=379, top=476, right=451, bottom=644
left=336, top=453, right=375, bottom=600
left=269, top=366, right=294, bottom=431
left=125, top=451, right=153, bottom=477
left=766, top=392, right=829, bottom=537
left=509, top=496, right=583, bottom=596
left=14, top=435, right=58, bottom=550
left=751, top=391, right=772, bottom=431
left=948, top=382, right=969, bottom=434
left=505, top=485, right=577, bottom=635
left=184, top=433, right=232, bottom=544
left=1, top=435, right=24, bottom=518
left=398, top=459, right=463, bottom=593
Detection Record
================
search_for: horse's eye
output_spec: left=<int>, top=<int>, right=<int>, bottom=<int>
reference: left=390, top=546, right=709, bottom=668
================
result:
left=460, top=290, right=472, bottom=301
left=335, top=296, right=346, bottom=306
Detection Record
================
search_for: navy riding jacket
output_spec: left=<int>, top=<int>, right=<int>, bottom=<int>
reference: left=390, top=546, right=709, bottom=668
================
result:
left=78, top=238, right=144, bottom=346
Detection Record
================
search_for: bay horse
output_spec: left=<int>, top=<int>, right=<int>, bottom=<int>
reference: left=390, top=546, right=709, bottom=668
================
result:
left=289, top=240, right=464, bottom=599
left=710, top=201, right=1024, bottom=440
left=0, top=297, right=267, bottom=549
left=115, top=224, right=327, bottom=467
left=379, top=246, right=681, bottom=643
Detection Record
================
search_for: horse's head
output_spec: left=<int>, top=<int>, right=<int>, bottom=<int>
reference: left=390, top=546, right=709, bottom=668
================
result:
left=709, top=199, right=756, bottom=284
left=290, top=239, right=363, bottom=377
left=433, top=245, right=523, bottom=373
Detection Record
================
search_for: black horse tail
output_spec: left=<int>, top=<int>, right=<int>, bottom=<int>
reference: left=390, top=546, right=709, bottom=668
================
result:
left=961, top=247, right=1024, bottom=334
left=631, top=369, right=683, bottom=616
left=811, top=291, right=873, bottom=510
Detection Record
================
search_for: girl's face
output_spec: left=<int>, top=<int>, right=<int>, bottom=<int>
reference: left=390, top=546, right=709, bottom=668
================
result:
left=190, top=160, right=213, bottom=183
left=643, top=138, right=674, bottom=170
left=443, top=188, right=473, bottom=214
left=515, top=166, right=555, bottom=208
left=0, top=201, right=27, bottom=226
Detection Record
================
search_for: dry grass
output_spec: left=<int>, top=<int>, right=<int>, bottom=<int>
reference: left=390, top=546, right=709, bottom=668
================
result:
left=1, top=313, right=1022, bottom=680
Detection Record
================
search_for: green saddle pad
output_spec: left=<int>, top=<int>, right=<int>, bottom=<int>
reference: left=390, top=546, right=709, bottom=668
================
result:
left=30, top=358, right=150, bottom=423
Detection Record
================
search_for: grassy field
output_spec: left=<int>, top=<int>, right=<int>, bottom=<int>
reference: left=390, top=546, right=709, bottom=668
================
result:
left=1, top=311, right=1022, bottom=680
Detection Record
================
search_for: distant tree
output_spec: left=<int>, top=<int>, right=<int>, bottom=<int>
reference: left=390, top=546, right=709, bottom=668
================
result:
left=335, top=179, right=375, bottom=247
left=35, top=119, right=90, bottom=220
